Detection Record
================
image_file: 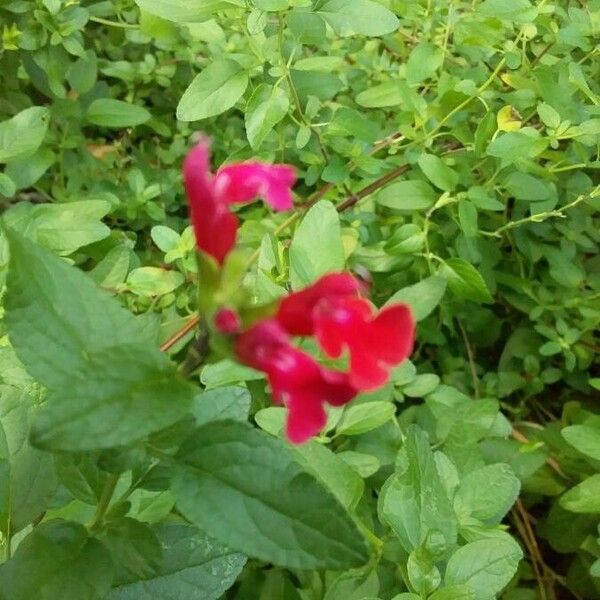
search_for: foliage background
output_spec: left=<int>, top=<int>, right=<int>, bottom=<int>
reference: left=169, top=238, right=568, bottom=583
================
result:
left=0, top=0, right=599, bottom=599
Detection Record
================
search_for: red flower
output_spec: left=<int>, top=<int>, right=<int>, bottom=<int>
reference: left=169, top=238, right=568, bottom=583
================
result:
left=235, top=320, right=357, bottom=444
left=213, top=307, right=242, bottom=334
left=276, top=273, right=415, bottom=391
left=183, top=140, right=296, bottom=264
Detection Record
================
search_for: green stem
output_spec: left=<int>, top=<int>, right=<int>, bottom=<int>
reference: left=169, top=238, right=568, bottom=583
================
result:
left=90, top=16, right=139, bottom=29
left=88, top=474, right=119, bottom=532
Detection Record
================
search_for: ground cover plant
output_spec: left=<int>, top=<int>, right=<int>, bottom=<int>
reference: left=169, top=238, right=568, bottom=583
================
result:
left=0, top=0, right=599, bottom=598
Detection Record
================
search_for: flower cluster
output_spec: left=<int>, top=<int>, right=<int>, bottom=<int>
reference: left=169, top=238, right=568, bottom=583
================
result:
left=183, top=141, right=415, bottom=444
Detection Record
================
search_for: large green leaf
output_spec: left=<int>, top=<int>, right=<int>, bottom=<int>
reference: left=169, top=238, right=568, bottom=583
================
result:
left=245, top=84, right=289, bottom=149
left=289, top=200, right=345, bottom=289
left=4, top=230, right=194, bottom=451
left=318, top=0, right=399, bottom=37
left=177, top=59, right=248, bottom=121
left=444, top=537, right=523, bottom=600
left=0, top=520, right=114, bottom=600
left=0, top=107, right=50, bottom=163
left=107, top=523, right=245, bottom=599
left=0, top=385, right=58, bottom=532
left=172, top=419, right=369, bottom=569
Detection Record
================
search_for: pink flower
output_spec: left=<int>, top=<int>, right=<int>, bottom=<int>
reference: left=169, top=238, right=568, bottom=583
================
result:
left=183, top=140, right=296, bottom=264
left=276, top=273, right=415, bottom=391
left=235, top=320, right=357, bottom=444
left=213, top=307, right=242, bottom=334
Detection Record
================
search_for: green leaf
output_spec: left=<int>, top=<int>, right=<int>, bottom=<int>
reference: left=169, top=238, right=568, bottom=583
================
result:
left=201, top=359, right=263, bottom=388
left=444, top=538, right=523, bottom=600
left=454, top=464, right=520, bottom=523
left=337, top=402, right=396, bottom=436
left=561, top=425, right=600, bottom=461
left=0, top=173, right=15, bottom=197
left=439, top=258, right=493, bottom=304
left=356, top=81, right=404, bottom=108
left=126, top=267, right=184, bottom=296
left=135, top=0, right=243, bottom=23
left=5, top=147, right=54, bottom=190
left=87, top=99, right=151, bottom=128
left=428, top=585, right=475, bottom=600
left=107, top=523, right=246, bottom=599
left=537, top=102, right=561, bottom=129
left=560, top=474, right=600, bottom=513
left=386, top=276, right=447, bottom=321
left=4, top=231, right=193, bottom=451
left=191, top=386, right=251, bottom=426
left=318, top=0, right=398, bottom=37
left=377, top=180, right=437, bottom=211
left=0, top=520, right=114, bottom=600
left=245, top=84, right=289, bottom=149
left=294, top=56, right=344, bottom=72
left=289, top=200, right=345, bottom=289
left=294, top=441, right=364, bottom=510
left=100, top=518, right=162, bottom=585
left=406, top=43, right=443, bottom=85
left=0, top=107, right=50, bottom=163
left=486, top=131, right=548, bottom=164
left=4, top=200, right=111, bottom=256
left=379, top=426, right=458, bottom=555
left=252, top=0, right=288, bottom=9
left=177, top=59, right=248, bottom=122
left=172, top=419, right=369, bottom=569
left=479, top=0, right=535, bottom=22
left=418, top=154, right=458, bottom=192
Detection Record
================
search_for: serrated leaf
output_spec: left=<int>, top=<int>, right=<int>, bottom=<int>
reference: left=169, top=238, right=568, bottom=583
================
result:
left=177, top=59, right=248, bottom=121
left=0, top=520, right=114, bottom=600
left=4, top=231, right=193, bottom=451
left=172, top=419, right=369, bottom=569
left=289, top=200, right=345, bottom=289
left=439, top=258, right=493, bottom=304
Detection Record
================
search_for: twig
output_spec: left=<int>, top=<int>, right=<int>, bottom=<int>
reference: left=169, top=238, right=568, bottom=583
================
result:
left=160, top=315, right=201, bottom=352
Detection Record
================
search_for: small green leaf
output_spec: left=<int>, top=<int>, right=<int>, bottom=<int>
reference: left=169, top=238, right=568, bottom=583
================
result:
left=294, top=56, right=344, bottom=72
left=386, top=276, right=447, bottom=321
left=418, top=154, right=458, bottom=192
left=560, top=474, right=600, bottom=513
left=172, top=419, right=369, bottom=569
left=0, top=107, right=50, bottom=163
left=377, top=180, right=437, bottom=211
left=444, top=537, right=523, bottom=600
left=454, top=464, right=520, bottom=523
left=177, top=59, right=248, bottom=121
left=439, top=258, right=493, bottom=304
left=562, top=425, right=600, bottom=461
left=245, top=84, right=289, bottom=149
left=356, top=82, right=404, bottom=108
left=537, top=102, right=561, bottom=129
left=289, top=200, right=345, bottom=289
left=135, top=0, right=243, bottom=23
left=337, top=402, right=396, bottom=436
left=0, top=173, right=16, bottom=197
left=87, top=99, right=151, bottom=128
left=406, top=43, right=443, bottom=85
left=318, top=0, right=398, bottom=37
left=126, top=267, right=184, bottom=296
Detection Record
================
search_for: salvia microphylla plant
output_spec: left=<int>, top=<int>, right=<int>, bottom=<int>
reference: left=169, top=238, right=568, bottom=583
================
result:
left=183, top=139, right=415, bottom=443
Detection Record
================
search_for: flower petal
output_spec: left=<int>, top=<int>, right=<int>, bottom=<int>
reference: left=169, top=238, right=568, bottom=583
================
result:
left=216, top=163, right=296, bottom=211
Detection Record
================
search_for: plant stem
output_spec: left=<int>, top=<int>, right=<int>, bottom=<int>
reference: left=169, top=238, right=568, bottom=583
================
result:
left=88, top=474, right=119, bottom=532
left=90, top=16, right=139, bottom=29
